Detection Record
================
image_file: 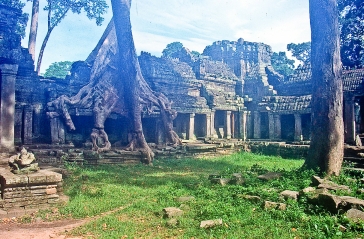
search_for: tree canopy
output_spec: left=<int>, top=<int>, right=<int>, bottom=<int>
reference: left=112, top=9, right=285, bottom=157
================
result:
left=2, top=0, right=28, bottom=38
left=287, top=42, right=311, bottom=65
left=43, top=61, right=73, bottom=79
left=338, top=0, right=364, bottom=67
left=271, top=51, right=295, bottom=77
left=162, top=42, right=184, bottom=58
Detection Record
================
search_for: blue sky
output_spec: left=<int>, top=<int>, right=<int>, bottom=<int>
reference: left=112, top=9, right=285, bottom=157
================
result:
left=21, top=0, right=311, bottom=73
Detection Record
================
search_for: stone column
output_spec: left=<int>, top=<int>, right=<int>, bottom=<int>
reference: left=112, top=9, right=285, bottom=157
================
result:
left=23, top=105, right=33, bottom=145
left=50, top=117, right=65, bottom=144
left=205, top=112, right=212, bottom=138
left=225, top=111, right=232, bottom=139
left=268, top=112, right=274, bottom=139
left=246, top=111, right=253, bottom=139
left=253, top=111, right=261, bottom=139
left=294, top=113, right=303, bottom=141
left=344, top=96, right=355, bottom=144
left=239, top=111, right=248, bottom=141
left=188, top=113, right=196, bottom=140
left=0, top=64, right=18, bottom=152
left=32, top=104, right=42, bottom=142
left=155, top=119, right=164, bottom=145
left=273, top=114, right=281, bottom=139
left=14, top=107, right=23, bottom=145
left=210, top=110, right=218, bottom=138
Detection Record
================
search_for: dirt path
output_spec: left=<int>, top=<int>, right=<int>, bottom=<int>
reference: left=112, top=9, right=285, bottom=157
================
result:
left=0, top=206, right=128, bottom=239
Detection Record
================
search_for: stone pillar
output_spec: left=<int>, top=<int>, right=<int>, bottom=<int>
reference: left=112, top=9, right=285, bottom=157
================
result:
left=268, top=112, right=275, bottom=139
left=246, top=111, right=253, bottom=139
left=253, top=111, right=261, bottom=139
left=273, top=114, right=281, bottom=139
left=210, top=111, right=218, bottom=138
left=50, top=117, right=65, bottom=144
left=239, top=111, right=248, bottom=141
left=205, top=112, right=212, bottom=138
left=0, top=64, right=18, bottom=152
left=33, top=104, right=42, bottom=142
left=294, top=113, right=303, bottom=141
left=14, top=107, right=23, bottom=145
left=344, top=96, right=355, bottom=144
left=225, top=111, right=232, bottom=139
left=23, top=105, right=33, bottom=145
left=188, top=113, right=196, bottom=140
left=155, top=119, right=164, bottom=145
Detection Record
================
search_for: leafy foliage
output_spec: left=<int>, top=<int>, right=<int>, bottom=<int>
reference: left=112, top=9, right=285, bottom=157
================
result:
left=287, top=42, right=311, bottom=65
left=44, top=0, right=108, bottom=29
left=271, top=51, right=295, bottom=77
left=1, top=0, right=28, bottom=38
left=44, top=61, right=73, bottom=79
left=338, top=0, right=364, bottom=67
left=162, top=42, right=184, bottom=57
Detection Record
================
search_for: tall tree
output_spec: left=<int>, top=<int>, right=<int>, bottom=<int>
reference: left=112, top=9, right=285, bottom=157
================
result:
left=110, top=0, right=154, bottom=163
left=338, top=0, right=364, bottom=68
left=271, top=51, right=295, bottom=77
left=28, top=0, right=39, bottom=61
left=306, top=0, right=344, bottom=176
left=36, top=0, right=108, bottom=75
left=287, top=42, right=311, bottom=65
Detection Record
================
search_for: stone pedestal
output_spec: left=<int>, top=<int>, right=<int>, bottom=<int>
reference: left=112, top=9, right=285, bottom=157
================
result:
left=344, top=96, right=355, bottom=144
left=253, top=111, right=261, bottom=139
left=188, top=113, right=196, bottom=140
left=0, top=168, right=63, bottom=213
left=273, top=114, right=281, bottom=139
left=225, top=111, right=232, bottom=139
left=294, top=114, right=302, bottom=141
left=0, top=64, right=18, bottom=152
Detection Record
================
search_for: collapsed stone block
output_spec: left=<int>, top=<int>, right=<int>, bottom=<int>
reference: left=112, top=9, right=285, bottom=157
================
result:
left=163, top=207, right=183, bottom=218
left=200, top=219, right=223, bottom=228
left=280, top=190, right=299, bottom=201
left=263, top=201, right=286, bottom=210
left=258, top=172, right=282, bottom=181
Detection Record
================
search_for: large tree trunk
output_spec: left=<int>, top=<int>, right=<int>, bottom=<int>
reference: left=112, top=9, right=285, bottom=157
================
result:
left=306, top=0, right=344, bottom=176
left=28, top=0, right=39, bottom=62
left=110, top=0, right=154, bottom=164
left=36, top=29, right=52, bottom=75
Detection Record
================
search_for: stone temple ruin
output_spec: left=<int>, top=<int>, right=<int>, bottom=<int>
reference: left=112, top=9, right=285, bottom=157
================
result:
left=0, top=5, right=364, bottom=164
left=1, top=3, right=364, bottom=214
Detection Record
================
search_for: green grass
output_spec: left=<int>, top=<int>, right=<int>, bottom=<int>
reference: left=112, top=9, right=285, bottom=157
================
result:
left=53, top=152, right=364, bottom=238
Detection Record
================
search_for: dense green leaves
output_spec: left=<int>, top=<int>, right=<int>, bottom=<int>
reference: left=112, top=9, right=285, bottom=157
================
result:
left=43, top=61, right=73, bottom=78
left=44, top=0, right=109, bottom=29
left=287, top=42, right=311, bottom=65
left=271, top=51, right=295, bottom=77
left=1, top=0, right=28, bottom=38
left=162, top=42, right=184, bottom=58
left=338, top=0, right=364, bottom=67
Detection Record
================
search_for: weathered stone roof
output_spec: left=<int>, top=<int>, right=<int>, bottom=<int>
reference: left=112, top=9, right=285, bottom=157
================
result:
left=343, top=69, right=364, bottom=93
left=258, top=95, right=312, bottom=114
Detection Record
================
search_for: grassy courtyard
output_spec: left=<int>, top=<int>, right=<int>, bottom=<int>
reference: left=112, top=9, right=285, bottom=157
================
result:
left=40, top=152, right=364, bottom=238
